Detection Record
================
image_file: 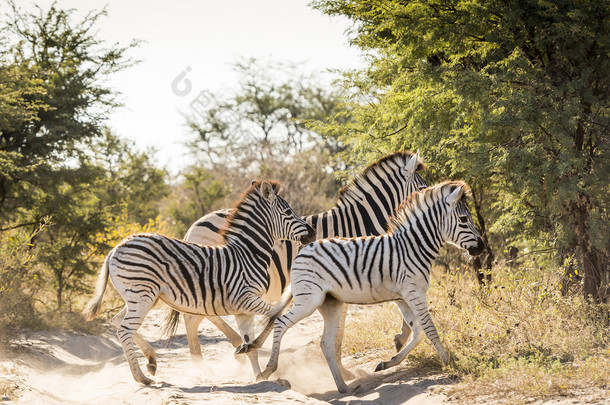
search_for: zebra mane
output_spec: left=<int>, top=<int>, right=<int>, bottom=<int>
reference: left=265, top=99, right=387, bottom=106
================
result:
left=387, top=180, right=468, bottom=233
left=335, top=151, right=426, bottom=204
left=221, top=179, right=282, bottom=241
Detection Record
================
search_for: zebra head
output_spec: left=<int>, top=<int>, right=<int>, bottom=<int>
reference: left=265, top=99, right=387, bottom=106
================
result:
left=257, top=180, right=315, bottom=245
left=401, top=150, right=429, bottom=195
left=441, top=182, right=485, bottom=256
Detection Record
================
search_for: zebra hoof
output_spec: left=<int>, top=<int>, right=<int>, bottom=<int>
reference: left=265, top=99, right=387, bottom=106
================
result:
left=235, top=343, right=249, bottom=354
left=272, top=378, right=291, bottom=389
left=147, top=362, right=157, bottom=376
left=338, top=382, right=360, bottom=394
left=375, top=362, right=386, bottom=372
left=191, top=355, right=205, bottom=366
left=337, top=385, right=350, bottom=394
left=258, top=368, right=274, bottom=381
left=137, top=375, right=155, bottom=385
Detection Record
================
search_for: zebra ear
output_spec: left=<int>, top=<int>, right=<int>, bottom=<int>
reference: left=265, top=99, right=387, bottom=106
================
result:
left=404, top=152, right=419, bottom=174
left=259, top=181, right=276, bottom=202
left=445, top=185, right=463, bottom=206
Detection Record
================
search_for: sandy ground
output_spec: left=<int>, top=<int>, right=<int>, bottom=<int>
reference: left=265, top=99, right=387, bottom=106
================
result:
left=1, top=308, right=450, bottom=405
left=3, top=308, right=606, bottom=405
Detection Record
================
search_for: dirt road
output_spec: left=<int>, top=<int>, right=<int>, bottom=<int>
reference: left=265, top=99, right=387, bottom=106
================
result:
left=2, top=308, right=449, bottom=404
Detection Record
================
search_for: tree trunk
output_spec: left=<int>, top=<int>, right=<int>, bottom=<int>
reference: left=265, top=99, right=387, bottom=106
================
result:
left=55, top=271, right=64, bottom=311
left=470, top=186, right=493, bottom=284
left=579, top=240, right=608, bottom=302
left=580, top=244, right=603, bottom=300
left=57, top=283, right=63, bottom=311
left=574, top=201, right=609, bottom=302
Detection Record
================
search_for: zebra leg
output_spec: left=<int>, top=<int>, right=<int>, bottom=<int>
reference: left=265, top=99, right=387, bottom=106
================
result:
left=393, top=301, right=412, bottom=351
left=406, top=289, right=449, bottom=365
left=260, top=291, right=324, bottom=381
left=235, top=314, right=275, bottom=355
left=332, top=304, right=357, bottom=381
left=112, top=306, right=157, bottom=376
left=110, top=306, right=127, bottom=328
left=184, top=314, right=243, bottom=360
left=183, top=313, right=205, bottom=361
left=232, top=291, right=278, bottom=355
left=116, top=301, right=156, bottom=385
left=375, top=301, right=424, bottom=371
left=234, top=314, right=262, bottom=377
left=318, top=297, right=352, bottom=394
left=207, top=316, right=243, bottom=348
left=134, top=334, right=157, bottom=375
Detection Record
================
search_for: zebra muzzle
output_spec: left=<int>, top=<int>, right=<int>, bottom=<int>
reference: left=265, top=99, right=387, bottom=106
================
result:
left=467, top=238, right=485, bottom=256
left=299, top=224, right=316, bottom=245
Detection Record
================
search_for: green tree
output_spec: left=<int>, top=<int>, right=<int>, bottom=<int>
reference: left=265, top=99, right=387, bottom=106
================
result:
left=0, top=1, right=138, bottom=165
left=89, top=131, right=170, bottom=226
left=312, top=0, right=609, bottom=299
left=178, top=58, right=345, bottom=222
left=186, top=58, right=347, bottom=170
left=0, top=2, right=169, bottom=312
left=164, top=167, right=231, bottom=235
left=12, top=131, right=169, bottom=311
left=0, top=1, right=138, bottom=221
left=0, top=222, right=47, bottom=342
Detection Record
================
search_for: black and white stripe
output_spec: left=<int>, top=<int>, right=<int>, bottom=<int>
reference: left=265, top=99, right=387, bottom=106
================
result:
left=184, top=151, right=428, bottom=295
left=238, top=181, right=485, bottom=393
left=82, top=180, right=314, bottom=385
left=173, top=151, right=429, bottom=372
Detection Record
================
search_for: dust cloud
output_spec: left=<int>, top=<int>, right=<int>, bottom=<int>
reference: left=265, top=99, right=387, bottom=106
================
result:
left=2, top=308, right=447, bottom=404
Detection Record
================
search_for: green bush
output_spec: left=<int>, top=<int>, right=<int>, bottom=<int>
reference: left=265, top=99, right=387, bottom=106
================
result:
left=0, top=225, right=45, bottom=343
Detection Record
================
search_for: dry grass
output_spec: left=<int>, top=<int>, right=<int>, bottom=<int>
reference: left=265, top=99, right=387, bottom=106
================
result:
left=343, top=303, right=402, bottom=356
left=0, top=362, right=23, bottom=400
left=0, top=229, right=43, bottom=344
left=341, top=261, right=610, bottom=403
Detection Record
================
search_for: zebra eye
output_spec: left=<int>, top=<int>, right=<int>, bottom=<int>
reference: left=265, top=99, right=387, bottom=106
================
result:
left=458, top=215, right=469, bottom=223
left=282, top=208, right=292, bottom=216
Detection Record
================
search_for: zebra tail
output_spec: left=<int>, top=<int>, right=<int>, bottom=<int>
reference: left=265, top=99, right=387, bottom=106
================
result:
left=160, top=309, right=181, bottom=340
left=82, top=252, right=111, bottom=321
left=270, top=284, right=293, bottom=318
left=256, top=285, right=293, bottom=343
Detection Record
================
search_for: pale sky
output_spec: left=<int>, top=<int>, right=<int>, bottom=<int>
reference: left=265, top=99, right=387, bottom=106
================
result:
left=17, top=0, right=364, bottom=174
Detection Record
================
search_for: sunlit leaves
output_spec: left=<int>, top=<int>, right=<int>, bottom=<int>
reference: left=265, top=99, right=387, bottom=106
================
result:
left=313, top=0, right=609, bottom=295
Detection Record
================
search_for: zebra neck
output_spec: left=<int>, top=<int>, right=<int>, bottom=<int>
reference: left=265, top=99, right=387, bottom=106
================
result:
left=394, top=215, right=443, bottom=270
left=223, top=221, right=275, bottom=264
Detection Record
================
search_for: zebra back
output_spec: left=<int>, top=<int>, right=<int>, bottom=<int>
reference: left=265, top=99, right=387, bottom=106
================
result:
left=184, top=208, right=232, bottom=245
left=307, top=151, right=428, bottom=238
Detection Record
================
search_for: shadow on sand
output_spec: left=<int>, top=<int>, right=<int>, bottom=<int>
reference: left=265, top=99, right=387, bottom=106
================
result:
left=309, top=366, right=454, bottom=405
left=138, top=380, right=293, bottom=397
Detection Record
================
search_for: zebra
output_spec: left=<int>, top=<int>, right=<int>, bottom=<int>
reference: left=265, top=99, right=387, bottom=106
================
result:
left=237, top=181, right=485, bottom=393
left=82, top=180, right=315, bottom=385
left=165, top=151, right=429, bottom=375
